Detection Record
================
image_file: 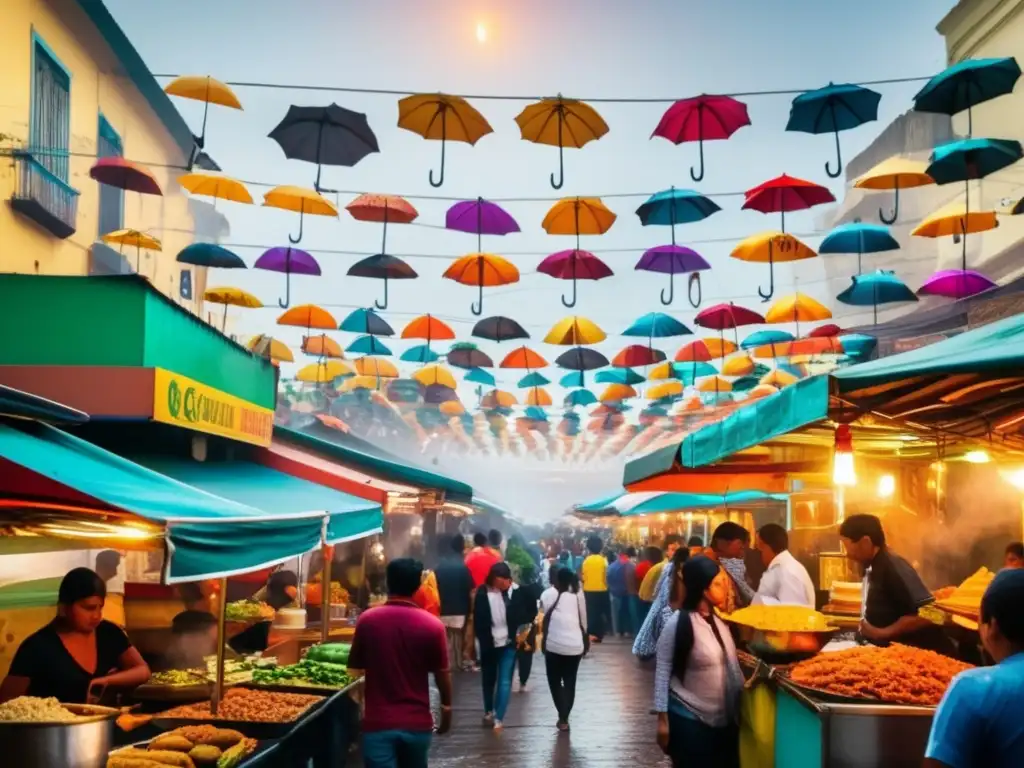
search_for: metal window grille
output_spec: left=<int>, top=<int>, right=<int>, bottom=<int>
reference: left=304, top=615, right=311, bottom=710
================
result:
left=31, top=42, right=70, bottom=182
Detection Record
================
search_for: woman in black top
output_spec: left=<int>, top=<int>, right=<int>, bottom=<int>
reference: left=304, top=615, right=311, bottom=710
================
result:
left=0, top=567, right=150, bottom=704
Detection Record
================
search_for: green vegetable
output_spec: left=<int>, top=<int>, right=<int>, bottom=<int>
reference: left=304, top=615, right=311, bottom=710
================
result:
left=305, top=643, right=351, bottom=665
left=217, top=740, right=248, bottom=768
left=250, top=659, right=352, bottom=689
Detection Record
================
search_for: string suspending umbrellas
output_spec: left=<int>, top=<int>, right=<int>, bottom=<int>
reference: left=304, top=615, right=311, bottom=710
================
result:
left=785, top=82, right=881, bottom=178
left=515, top=95, right=609, bottom=189
left=254, top=247, right=320, bottom=309
left=398, top=93, right=493, bottom=187
left=651, top=94, right=750, bottom=182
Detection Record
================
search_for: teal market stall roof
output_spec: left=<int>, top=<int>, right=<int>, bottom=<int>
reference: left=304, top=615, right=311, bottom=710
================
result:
left=0, top=385, right=88, bottom=424
left=0, top=420, right=381, bottom=582
left=576, top=490, right=788, bottom=517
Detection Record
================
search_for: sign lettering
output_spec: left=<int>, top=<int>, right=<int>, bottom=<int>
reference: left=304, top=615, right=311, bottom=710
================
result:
left=151, top=368, right=273, bottom=447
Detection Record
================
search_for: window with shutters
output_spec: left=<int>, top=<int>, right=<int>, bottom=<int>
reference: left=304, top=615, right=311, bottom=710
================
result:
left=97, top=115, right=124, bottom=235
left=30, top=35, right=71, bottom=182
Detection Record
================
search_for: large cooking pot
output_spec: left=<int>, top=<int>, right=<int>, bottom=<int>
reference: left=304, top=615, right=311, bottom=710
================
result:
left=0, top=703, right=120, bottom=768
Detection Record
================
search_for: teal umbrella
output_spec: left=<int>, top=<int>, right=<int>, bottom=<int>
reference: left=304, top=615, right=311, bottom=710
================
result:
left=836, top=270, right=918, bottom=324
left=595, top=368, right=645, bottom=386
left=465, top=368, right=496, bottom=386
left=346, top=335, right=392, bottom=356
left=518, top=372, right=551, bottom=388
left=564, top=389, right=597, bottom=407
left=401, top=344, right=440, bottom=363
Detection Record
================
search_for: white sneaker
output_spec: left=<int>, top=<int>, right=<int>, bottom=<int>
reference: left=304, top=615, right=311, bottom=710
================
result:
left=493, top=720, right=504, bottom=731
left=519, top=683, right=529, bottom=692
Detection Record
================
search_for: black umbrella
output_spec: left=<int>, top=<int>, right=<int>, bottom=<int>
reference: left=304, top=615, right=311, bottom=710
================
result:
left=269, top=104, right=379, bottom=191
left=555, top=346, right=609, bottom=371
left=347, top=254, right=418, bottom=311
left=471, top=315, right=529, bottom=343
left=447, top=343, right=494, bottom=370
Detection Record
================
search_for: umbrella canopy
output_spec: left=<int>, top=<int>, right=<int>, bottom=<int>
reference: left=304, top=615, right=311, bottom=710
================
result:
left=346, top=193, right=418, bottom=255
left=401, top=344, right=441, bottom=364
left=925, top=137, right=1023, bottom=184
left=102, top=229, right=162, bottom=270
left=622, top=312, right=691, bottom=338
left=635, top=244, right=711, bottom=306
left=765, top=293, right=832, bottom=325
left=649, top=361, right=717, bottom=381
left=177, top=242, right=245, bottom=269
left=517, top=372, right=551, bottom=389
left=612, top=345, right=665, bottom=368
left=269, top=104, right=379, bottom=188
left=500, top=346, right=548, bottom=369
left=741, top=330, right=794, bottom=349
left=247, top=335, right=293, bottom=363
left=353, top=357, right=399, bottom=378
left=647, top=381, right=684, bottom=400
left=515, top=96, right=609, bottom=188
left=89, top=157, right=161, bottom=195
left=347, top=335, right=393, bottom=356
left=302, top=334, right=344, bottom=359
left=385, top=378, right=425, bottom=403
left=911, top=202, right=998, bottom=238
left=525, top=387, right=554, bottom=407
left=694, top=303, right=765, bottom=331
left=402, top=314, right=455, bottom=343
left=836, top=271, right=918, bottom=324
left=439, top=401, right=467, bottom=417
left=398, top=93, right=493, bottom=187
left=564, top=389, right=598, bottom=407
left=731, top=231, right=818, bottom=302
left=296, top=360, right=353, bottom=383
left=482, top=389, right=518, bottom=408
left=413, top=365, right=458, bottom=389
left=652, top=94, right=751, bottom=181
left=465, top=368, right=496, bottom=386
left=347, top=254, right=418, bottom=310
left=853, top=156, right=936, bottom=224
left=600, top=383, right=637, bottom=402
left=785, top=83, right=881, bottom=178
left=595, top=368, right=646, bottom=386
left=253, top=246, right=320, bottom=309
left=809, top=324, right=843, bottom=338
left=743, top=173, right=836, bottom=217
left=543, top=197, right=617, bottom=238
left=472, top=315, right=529, bottom=343
left=203, top=286, right=261, bottom=308
left=819, top=221, right=900, bottom=274
left=560, top=371, right=587, bottom=388
left=721, top=356, right=756, bottom=377
left=760, top=369, right=799, bottom=388
left=746, top=384, right=780, bottom=400
left=178, top=172, right=252, bottom=204
left=918, top=269, right=997, bottom=300
left=676, top=338, right=737, bottom=361
left=696, top=376, right=733, bottom=394
left=339, top=375, right=384, bottom=393
left=635, top=187, right=721, bottom=226
left=913, top=57, right=1022, bottom=135
left=446, top=198, right=519, bottom=253
left=555, top=347, right=609, bottom=371
left=443, top=253, right=520, bottom=315
left=537, top=250, right=613, bottom=308
left=448, top=343, right=494, bottom=370
left=278, top=304, right=337, bottom=330
left=544, top=316, right=606, bottom=346
left=165, top=75, right=242, bottom=109
left=339, top=308, right=394, bottom=336
left=263, top=185, right=339, bottom=244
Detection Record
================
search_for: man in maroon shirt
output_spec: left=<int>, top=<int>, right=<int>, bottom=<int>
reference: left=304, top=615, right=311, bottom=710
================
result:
left=349, top=558, right=452, bottom=767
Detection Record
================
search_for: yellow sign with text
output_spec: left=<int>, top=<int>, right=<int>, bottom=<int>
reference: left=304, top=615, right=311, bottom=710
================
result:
left=152, top=368, right=274, bottom=447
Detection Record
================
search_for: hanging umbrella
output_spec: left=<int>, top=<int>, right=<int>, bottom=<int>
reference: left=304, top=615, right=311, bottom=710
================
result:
left=178, top=172, right=252, bottom=205
left=745, top=384, right=780, bottom=400
left=385, top=378, right=425, bottom=403
left=295, top=360, right=353, bottom=384
left=347, top=335, right=393, bottom=356
left=347, top=254, right=418, bottom=310
left=809, top=324, right=843, bottom=338
left=926, top=137, right=1023, bottom=184
left=730, top=231, right=818, bottom=302
left=694, top=303, right=765, bottom=331
left=339, top=308, right=394, bottom=336
left=649, top=360, right=716, bottom=382
left=302, top=334, right=344, bottom=359
left=741, top=330, right=794, bottom=349
left=612, top=345, right=665, bottom=368
left=482, top=389, right=518, bottom=409
left=253, top=246, right=320, bottom=309
left=721, top=356, right=755, bottom=377
left=696, top=376, right=733, bottom=394
left=515, top=95, right=609, bottom=189
left=202, top=287, right=261, bottom=331
left=401, top=345, right=441, bottom=364
left=676, top=338, right=737, bottom=361
left=636, top=187, right=721, bottom=226
left=402, top=315, right=455, bottom=346
left=555, top=347, right=609, bottom=372
left=443, top=253, right=520, bottom=316
left=595, top=368, right=646, bottom=386
left=537, top=251, right=614, bottom=308
left=500, top=346, right=548, bottom=370
left=412, top=364, right=458, bottom=389
left=912, top=201, right=999, bottom=296
left=765, top=293, right=832, bottom=330
left=89, top=157, right=162, bottom=195
left=853, top=157, right=935, bottom=224
left=600, top=383, right=637, bottom=403
left=761, top=370, right=799, bottom=388
left=101, top=229, right=161, bottom=272
left=176, top=242, right=246, bottom=269
left=918, top=269, right=997, bottom=300
left=440, top=401, right=467, bottom=417
left=836, top=271, right=918, bottom=324
left=346, top=194, right=418, bottom=259
left=635, top=245, right=710, bottom=306
left=525, top=387, right=554, bottom=407
left=518, top=372, right=551, bottom=389
left=447, top=343, right=494, bottom=370
left=339, top=375, right=385, bottom=393
left=354, top=357, right=399, bottom=378
left=465, top=368, right=496, bottom=386
left=445, top=198, right=520, bottom=253
left=622, top=312, right=691, bottom=338
left=398, top=94, right=493, bottom=187
left=472, top=315, right=529, bottom=343
left=647, top=381, right=684, bottom=401
left=565, top=389, right=598, bottom=407
left=651, top=94, right=751, bottom=181
left=544, top=316, right=606, bottom=346
left=785, top=83, right=881, bottom=178
left=247, top=334, right=293, bottom=363
left=819, top=221, right=900, bottom=274
left=263, top=185, right=338, bottom=244
left=278, top=304, right=337, bottom=330
left=913, top=57, right=1021, bottom=136
left=269, top=103, right=379, bottom=191
left=164, top=75, right=242, bottom=149
left=560, top=371, right=587, bottom=388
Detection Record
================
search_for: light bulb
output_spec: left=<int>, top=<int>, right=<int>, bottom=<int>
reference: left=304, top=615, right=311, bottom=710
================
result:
left=964, top=450, right=990, bottom=464
left=877, top=474, right=895, bottom=498
left=833, top=451, right=856, bottom=487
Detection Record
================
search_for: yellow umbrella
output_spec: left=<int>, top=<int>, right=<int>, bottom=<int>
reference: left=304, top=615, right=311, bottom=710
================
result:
left=263, top=185, right=339, bottom=244
left=745, top=384, right=779, bottom=400
left=101, top=229, right=162, bottom=273
left=647, top=381, right=683, bottom=400
left=246, top=335, right=293, bottom=363
left=354, top=357, right=399, bottom=378
left=338, top=374, right=384, bottom=393
left=164, top=75, right=242, bottom=149
left=700, top=337, right=739, bottom=359
left=203, top=287, right=261, bottom=331
left=761, top=369, right=799, bottom=388
left=412, top=364, right=458, bottom=389
left=542, top=197, right=617, bottom=237
left=697, top=376, right=733, bottom=394
left=731, top=232, right=817, bottom=302
left=853, top=156, right=934, bottom=224
left=296, top=360, right=353, bottom=384
left=302, top=334, right=344, bottom=359
left=721, top=356, right=755, bottom=377
left=525, top=387, right=554, bottom=407
left=515, top=96, right=609, bottom=189
left=911, top=202, right=998, bottom=239
left=397, top=93, right=493, bottom=187
left=439, top=400, right=467, bottom=416
left=178, top=172, right=253, bottom=205
left=543, top=315, right=606, bottom=346
left=648, top=361, right=677, bottom=381
left=765, top=293, right=832, bottom=326
left=600, top=383, right=636, bottom=402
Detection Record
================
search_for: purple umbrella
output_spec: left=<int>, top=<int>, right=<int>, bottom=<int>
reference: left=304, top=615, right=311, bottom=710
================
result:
left=918, top=269, right=997, bottom=300
left=635, top=244, right=711, bottom=307
left=445, top=198, right=520, bottom=251
left=253, top=246, right=321, bottom=308
left=424, top=384, right=459, bottom=405
left=538, top=249, right=614, bottom=308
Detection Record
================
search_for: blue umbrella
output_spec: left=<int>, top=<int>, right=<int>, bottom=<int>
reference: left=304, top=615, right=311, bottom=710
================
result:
left=837, top=271, right=918, bottom=324
left=346, top=335, right=392, bottom=356
left=559, top=371, right=587, bottom=388
left=786, top=82, right=881, bottom=178
left=913, top=57, right=1021, bottom=135
left=518, top=372, right=550, bottom=388
left=926, top=137, right=1023, bottom=185
left=595, top=368, right=645, bottom=386
left=339, top=308, right=394, bottom=336
left=401, top=344, right=440, bottom=363
left=819, top=221, right=901, bottom=274
left=622, top=312, right=692, bottom=338
left=465, top=367, right=496, bottom=386
left=176, top=243, right=246, bottom=269
left=740, top=329, right=794, bottom=349
left=837, top=333, right=877, bottom=362
left=656, top=361, right=717, bottom=383
left=524, top=406, right=548, bottom=421
left=635, top=187, right=721, bottom=227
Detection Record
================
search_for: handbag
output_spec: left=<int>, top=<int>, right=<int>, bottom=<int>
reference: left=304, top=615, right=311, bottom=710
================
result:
left=516, top=620, right=539, bottom=653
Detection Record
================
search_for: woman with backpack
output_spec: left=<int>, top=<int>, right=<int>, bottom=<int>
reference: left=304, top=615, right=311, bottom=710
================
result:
left=539, top=566, right=588, bottom=732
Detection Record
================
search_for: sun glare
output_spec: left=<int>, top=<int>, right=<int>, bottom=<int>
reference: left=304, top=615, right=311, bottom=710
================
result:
left=475, top=22, right=488, bottom=44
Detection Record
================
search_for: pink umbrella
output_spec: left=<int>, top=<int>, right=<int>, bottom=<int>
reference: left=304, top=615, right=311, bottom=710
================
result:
left=918, top=269, right=997, bottom=299
left=89, top=157, right=162, bottom=195
left=537, top=249, right=613, bottom=308
left=694, top=303, right=765, bottom=331
left=809, top=323, right=843, bottom=338
left=653, top=94, right=751, bottom=182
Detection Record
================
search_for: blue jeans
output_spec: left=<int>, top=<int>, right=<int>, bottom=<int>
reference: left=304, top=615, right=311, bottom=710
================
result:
left=362, top=730, right=431, bottom=768
left=611, top=594, right=636, bottom=636
left=481, top=645, right=515, bottom=720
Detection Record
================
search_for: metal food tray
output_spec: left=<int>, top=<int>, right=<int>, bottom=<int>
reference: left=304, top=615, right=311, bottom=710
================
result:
left=133, top=681, right=215, bottom=703
left=149, top=696, right=328, bottom=739
left=111, top=736, right=274, bottom=766
left=239, top=675, right=363, bottom=698
left=774, top=671, right=885, bottom=706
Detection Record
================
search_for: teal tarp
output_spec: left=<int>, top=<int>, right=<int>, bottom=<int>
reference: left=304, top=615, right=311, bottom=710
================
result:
left=577, top=490, right=788, bottom=517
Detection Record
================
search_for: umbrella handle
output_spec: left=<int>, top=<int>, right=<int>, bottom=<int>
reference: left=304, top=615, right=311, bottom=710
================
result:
left=375, top=277, right=389, bottom=310
left=278, top=252, right=292, bottom=309
left=288, top=210, right=304, bottom=244
left=561, top=278, right=578, bottom=308
left=825, top=125, right=843, bottom=179
left=429, top=110, right=447, bottom=187
left=690, top=137, right=706, bottom=183
left=688, top=272, right=702, bottom=308
left=879, top=184, right=899, bottom=224
left=550, top=110, right=565, bottom=190
left=660, top=271, right=675, bottom=305
left=757, top=242, right=776, bottom=302
left=471, top=282, right=484, bottom=316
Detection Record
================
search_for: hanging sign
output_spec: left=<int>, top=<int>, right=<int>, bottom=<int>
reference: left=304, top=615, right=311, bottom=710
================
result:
left=152, top=368, right=273, bottom=447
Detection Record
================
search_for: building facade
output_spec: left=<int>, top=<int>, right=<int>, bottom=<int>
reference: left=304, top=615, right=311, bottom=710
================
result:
left=0, top=0, right=220, bottom=314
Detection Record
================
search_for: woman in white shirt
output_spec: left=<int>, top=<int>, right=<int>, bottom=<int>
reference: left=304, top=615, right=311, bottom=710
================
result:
left=473, top=562, right=516, bottom=730
left=540, top=566, right=588, bottom=731
left=654, top=556, right=743, bottom=768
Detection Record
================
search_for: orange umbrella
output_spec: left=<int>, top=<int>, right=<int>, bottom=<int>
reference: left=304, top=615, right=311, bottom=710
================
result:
left=721, top=356, right=755, bottom=377
left=730, top=231, right=817, bottom=301
left=697, top=376, right=733, bottom=393
left=600, top=383, right=636, bottom=402
left=402, top=314, right=456, bottom=345
left=761, top=369, right=799, bottom=387
left=397, top=93, right=493, bottom=187
left=439, top=400, right=467, bottom=416
left=746, top=384, right=779, bottom=400
left=612, top=345, right=665, bottom=368
left=346, top=194, right=419, bottom=254
left=500, top=346, right=548, bottom=369
left=542, top=197, right=617, bottom=243
left=277, top=304, right=337, bottom=330
left=515, top=96, right=609, bottom=189
left=765, top=293, right=832, bottom=325
left=525, top=387, right=554, bottom=407
left=482, top=389, right=518, bottom=408
left=302, top=334, right=344, bottom=359
left=442, top=253, right=520, bottom=316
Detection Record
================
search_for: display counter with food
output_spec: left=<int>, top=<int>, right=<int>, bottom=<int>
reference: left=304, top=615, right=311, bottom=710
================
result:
left=0, top=696, right=123, bottom=768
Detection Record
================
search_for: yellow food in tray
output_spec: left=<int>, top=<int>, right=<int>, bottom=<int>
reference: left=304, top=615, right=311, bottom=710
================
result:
left=936, top=567, right=994, bottom=616
left=719, top=605, right=837, bottom=633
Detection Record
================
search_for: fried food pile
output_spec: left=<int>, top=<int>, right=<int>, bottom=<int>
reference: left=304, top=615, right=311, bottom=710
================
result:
left=788, top=644, right=971, bottom=706
left=721, top=605, right=836, bottom=633
left=160, top=688, right=322, bottom=723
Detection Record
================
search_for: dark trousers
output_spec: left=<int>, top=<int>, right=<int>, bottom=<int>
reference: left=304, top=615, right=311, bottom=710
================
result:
left=584, top=590, right=611, bottom=639
left=668, top=711, right=739, bottom=768
left=544, top=652, right=582, bottom=722
left=517, top=649, right=534, bottom=685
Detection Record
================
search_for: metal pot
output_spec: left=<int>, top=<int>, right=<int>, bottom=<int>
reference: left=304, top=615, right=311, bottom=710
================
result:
left=0, top=703, right=119, bottom=768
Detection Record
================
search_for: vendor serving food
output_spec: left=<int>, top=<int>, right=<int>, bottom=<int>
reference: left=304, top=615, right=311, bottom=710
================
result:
left=0, top=567, right=150, bottom=704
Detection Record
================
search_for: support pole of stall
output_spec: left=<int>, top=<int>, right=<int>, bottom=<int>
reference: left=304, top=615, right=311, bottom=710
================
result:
left=321, top=545, right=332, bottom=645
left=212, top=577, right=228, bottom=715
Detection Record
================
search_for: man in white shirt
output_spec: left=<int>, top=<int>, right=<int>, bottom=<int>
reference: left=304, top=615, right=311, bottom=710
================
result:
left=752, top=524, right=816, bottom=607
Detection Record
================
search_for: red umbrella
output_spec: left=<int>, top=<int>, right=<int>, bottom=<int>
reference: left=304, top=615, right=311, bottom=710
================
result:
left=537, top=249, right=613, bottom=308
left=89, top=157, right=162, bottom=195
left=612, top=344, right=665, bottom=368
left=652, top=95, right=751, bottom=182
left=742, top=174, right=834, bottom=300
left=693, top=303, right=765, bottom=331
left=675, top=340, right=714, bottom=363
left=809, top=323, right=843, bottom=338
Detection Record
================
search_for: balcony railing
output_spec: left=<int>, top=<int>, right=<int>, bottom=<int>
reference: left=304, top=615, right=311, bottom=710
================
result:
left=9, top=151, right=80, bottom=239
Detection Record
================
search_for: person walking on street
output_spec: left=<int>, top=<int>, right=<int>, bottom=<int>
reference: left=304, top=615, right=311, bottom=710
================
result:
left=435, top=535, right=474, bottom=671
left=474, top=562, right=516, bottom=731
left=635, top=546, right=661, bottom=630
left=348, top=559, right=452, bottom=768
left=580, top=536, right=610, bottom=642
left=623, top=547, right=639, bottom=637
left=540, top=566, right=588, bottom=732
left=464, top=532, right=502, bottom=668
left=509, top=564, right=543, bottom=692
